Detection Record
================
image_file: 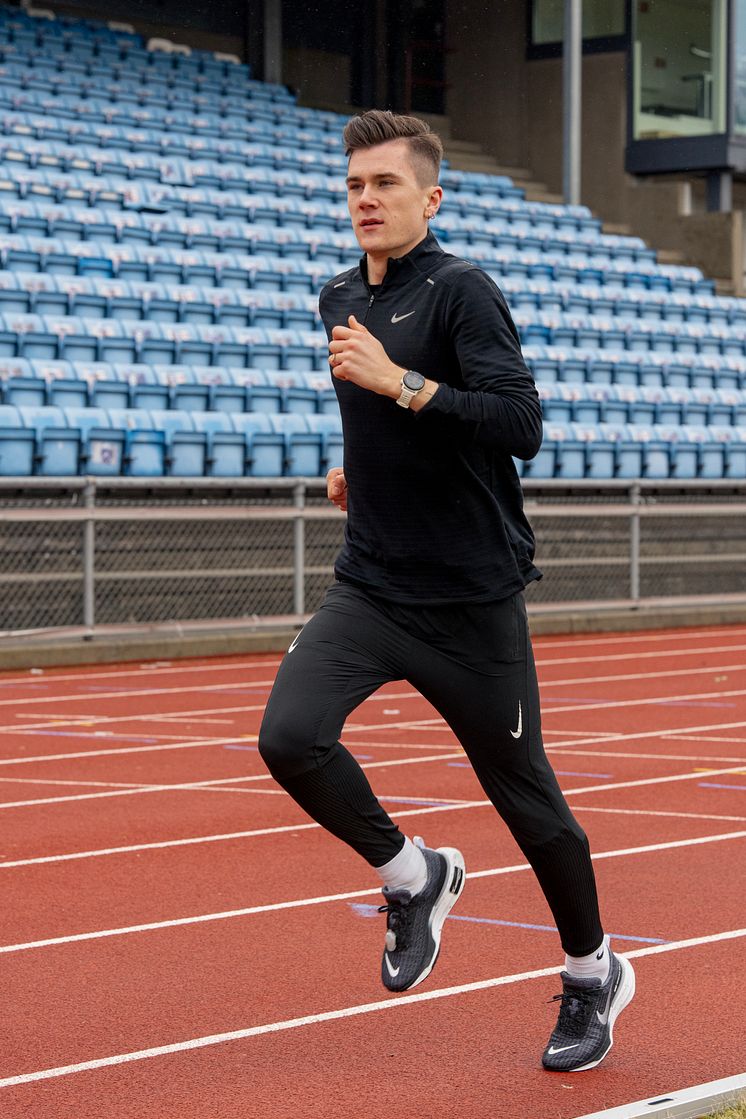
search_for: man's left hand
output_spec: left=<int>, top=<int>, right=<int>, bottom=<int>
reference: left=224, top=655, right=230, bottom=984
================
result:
left=328, top=316, right=402, bottom=399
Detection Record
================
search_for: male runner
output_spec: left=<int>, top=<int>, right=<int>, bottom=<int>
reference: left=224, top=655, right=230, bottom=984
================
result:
left=258, top=109, right=634, bottom=1072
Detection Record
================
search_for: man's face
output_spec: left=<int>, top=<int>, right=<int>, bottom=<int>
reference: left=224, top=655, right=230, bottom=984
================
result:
left=346, top=138, right=440, bottom=262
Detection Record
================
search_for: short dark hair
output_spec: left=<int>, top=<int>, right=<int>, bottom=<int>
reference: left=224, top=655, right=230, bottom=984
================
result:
left=342, top=110, right=443, bottom=187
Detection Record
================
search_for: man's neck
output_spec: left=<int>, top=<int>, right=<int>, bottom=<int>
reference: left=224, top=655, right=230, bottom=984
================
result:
left=366, top=253, right=388, bottom=286
left=364, top=229, right=430, bottom=286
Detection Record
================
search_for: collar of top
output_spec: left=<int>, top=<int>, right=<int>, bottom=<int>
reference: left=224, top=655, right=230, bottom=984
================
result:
left=359, top=229, right=444, bottom=291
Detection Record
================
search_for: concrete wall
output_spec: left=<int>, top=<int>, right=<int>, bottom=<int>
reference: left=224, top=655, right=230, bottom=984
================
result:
left=445, top=0, right=631, bottom=219
left=445, top=0, right=528, bottom=169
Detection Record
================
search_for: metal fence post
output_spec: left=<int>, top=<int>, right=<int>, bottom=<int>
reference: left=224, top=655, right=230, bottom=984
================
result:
left=630, top=483, right=641, bottom=604
left=82, top=478, right=96, bottom=634
left=293, top=480, right=306, bottom=616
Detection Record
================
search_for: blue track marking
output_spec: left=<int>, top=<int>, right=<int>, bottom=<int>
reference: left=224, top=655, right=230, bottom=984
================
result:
left=699, top=782, right=746, bottom=791
left=378, top=795, right=459, bottom=807
left=347, top=903, right=668, bottom=943
left=222, top=744, right=258, bottom=751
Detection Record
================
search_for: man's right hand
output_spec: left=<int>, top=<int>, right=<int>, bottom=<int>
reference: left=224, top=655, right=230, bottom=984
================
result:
left=327, top=467, right=348, bottom=512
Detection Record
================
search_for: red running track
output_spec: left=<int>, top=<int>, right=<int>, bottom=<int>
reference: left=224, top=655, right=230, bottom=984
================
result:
left=0, top=625, right=745, bottom=1118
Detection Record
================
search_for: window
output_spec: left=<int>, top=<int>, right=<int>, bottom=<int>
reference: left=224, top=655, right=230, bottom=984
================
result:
left=632, top=0, right=727, bottom=139
left=736, top=0, right=746, bottom=134
left=530, top=0, right=626, bottom=48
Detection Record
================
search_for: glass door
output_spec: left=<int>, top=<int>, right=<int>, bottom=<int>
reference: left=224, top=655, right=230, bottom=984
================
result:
left=737, top=0, right=746, bottom=134
left=632, top=0, right=726, bottom=139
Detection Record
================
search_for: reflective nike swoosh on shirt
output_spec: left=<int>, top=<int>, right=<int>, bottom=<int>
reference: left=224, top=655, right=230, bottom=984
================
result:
left=287, top=631, right=302, bottom=653
left=384, top=954, right=400, bottom=978
left=391, top=310, right=416, bottom=324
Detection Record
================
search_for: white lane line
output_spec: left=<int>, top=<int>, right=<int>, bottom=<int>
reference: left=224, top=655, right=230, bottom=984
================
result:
left=536, top=641, right=746, bottom=668
left=667, top=733, right=746, bottom=745
left=550, top=746, right=746, bottom=764
left=6, top=647, right=746, bottom=717
left=1, top=830, right=743, bottom=957
left=1, top=712, right=745, bottom=773
left=0, top=659, right=283, bottom=688
left=3, top=746, right=746, bottom=814
left=2, top=689, right=423, bottom=735
left=0, top=680, right=279, bottom=710
left=569, top=804, right=746, bottom=823
left=0, top=751, right=466, bottom=810
left=546, top=717, right=746, bottom=750
left=542, top=685, right=746, bottom=715
left=0, top=628, right=740, bottom=692
left=540, top=661, right=746, bottom=689
left=0, top=735, right=253, bottom=767
left=3, top=789, right=743, bottom=872
left=0, top=800, right=491, bottom=871
left=535, top=626, right=746, bottom=651
left=0, top=926, right=742, bottom=1090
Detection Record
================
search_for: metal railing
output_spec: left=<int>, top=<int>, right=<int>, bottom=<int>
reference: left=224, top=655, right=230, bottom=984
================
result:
left=1, top=477, right=745, bottom=638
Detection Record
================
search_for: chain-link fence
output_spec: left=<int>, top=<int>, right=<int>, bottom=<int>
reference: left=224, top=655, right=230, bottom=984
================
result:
left=1, top=478, right=745, bottom=635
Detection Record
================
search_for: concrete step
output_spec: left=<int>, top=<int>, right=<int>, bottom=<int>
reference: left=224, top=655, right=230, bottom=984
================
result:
left=444, top=151, right=506, bottom=173
left=656, top=247, right=688, bottom=265
left=523, top=189, right=565, bottom=204
left=416, top=111, right=453, bottom=140
left=602, top=221, right=634, bottom=236
left=444, top=138, right=487, bottom=155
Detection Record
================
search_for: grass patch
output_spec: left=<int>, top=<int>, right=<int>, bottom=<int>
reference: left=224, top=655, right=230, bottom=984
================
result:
left=703, top=1101, right=746, bottom=1119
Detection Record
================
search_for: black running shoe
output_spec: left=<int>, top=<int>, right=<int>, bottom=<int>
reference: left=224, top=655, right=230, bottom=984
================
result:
left=379, top=840, right=465, bottom=993
left=542, top=951, right=635, bottom=1072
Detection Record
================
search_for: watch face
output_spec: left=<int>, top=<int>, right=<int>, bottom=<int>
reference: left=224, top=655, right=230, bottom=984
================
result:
left=403, top=370, right=426, bottom=391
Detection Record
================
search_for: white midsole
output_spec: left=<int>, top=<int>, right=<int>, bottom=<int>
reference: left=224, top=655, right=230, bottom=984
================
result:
left=407, top=846, right=466, bottom=990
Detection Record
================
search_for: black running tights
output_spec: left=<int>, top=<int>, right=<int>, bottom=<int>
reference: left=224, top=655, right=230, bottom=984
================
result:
left=258, top=582, right=604, bottom=957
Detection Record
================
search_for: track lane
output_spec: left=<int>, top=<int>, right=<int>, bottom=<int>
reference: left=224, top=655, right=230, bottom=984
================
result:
left=1, top=626, right=745, bottom=1117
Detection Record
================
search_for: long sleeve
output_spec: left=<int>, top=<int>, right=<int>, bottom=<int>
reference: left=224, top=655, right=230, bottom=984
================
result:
left=419, top=268, right=543, bottom=461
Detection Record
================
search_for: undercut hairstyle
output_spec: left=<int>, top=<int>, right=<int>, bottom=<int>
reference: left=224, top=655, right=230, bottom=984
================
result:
left=342, top=110, right=443, bottom=187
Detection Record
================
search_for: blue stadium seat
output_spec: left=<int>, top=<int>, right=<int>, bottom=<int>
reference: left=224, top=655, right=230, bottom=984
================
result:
left=90, top=379, right=131, bottom=409
left=0, top=403, right=35, bottom=475
left=305, top=413, right=343, bottom=471
left=229, top=411, right=283, bottom=476
left=130, top=381, right=171, bottom=409
left=265, top=371, right=318, bottom=414
left=60, top=405, right=123, bottom=475
left=47, top=378, right=90, bottom=408
left=142, top=408, right=205, bottom=475
left=191, top=410, right=245, bottom=475
left=268, top=413, right=323, bottom=475
left=19, top=404, right=80, bottom=475
left=172, top=381, right=210, bottom=412
left=2, top=376, right=46, bottom=406
left=103, top=408, right=165, bottom=475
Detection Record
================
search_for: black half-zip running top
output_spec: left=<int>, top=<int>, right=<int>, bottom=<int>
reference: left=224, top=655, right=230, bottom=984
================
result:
left=318, top=230, right=543, bottom=604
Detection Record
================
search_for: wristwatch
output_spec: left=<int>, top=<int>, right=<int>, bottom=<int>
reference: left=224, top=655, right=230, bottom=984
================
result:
left=396, top=369, right=426, bottom=409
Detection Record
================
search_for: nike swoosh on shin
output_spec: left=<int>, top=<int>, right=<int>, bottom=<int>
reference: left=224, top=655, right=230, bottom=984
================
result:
left=509, top=701, right=523, bottom=739
left=384, top=954, right=400, bottom=978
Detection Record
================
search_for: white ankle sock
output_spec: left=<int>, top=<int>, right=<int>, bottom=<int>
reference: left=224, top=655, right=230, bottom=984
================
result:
left=565, top=934, right=611, bottom=983
left=375, top=836, right=428, bottom=896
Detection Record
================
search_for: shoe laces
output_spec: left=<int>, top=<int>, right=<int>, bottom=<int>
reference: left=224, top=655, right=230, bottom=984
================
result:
left=379, top=892, right=411, bottom=953
left=549, top=986, right=594, bottom=1037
